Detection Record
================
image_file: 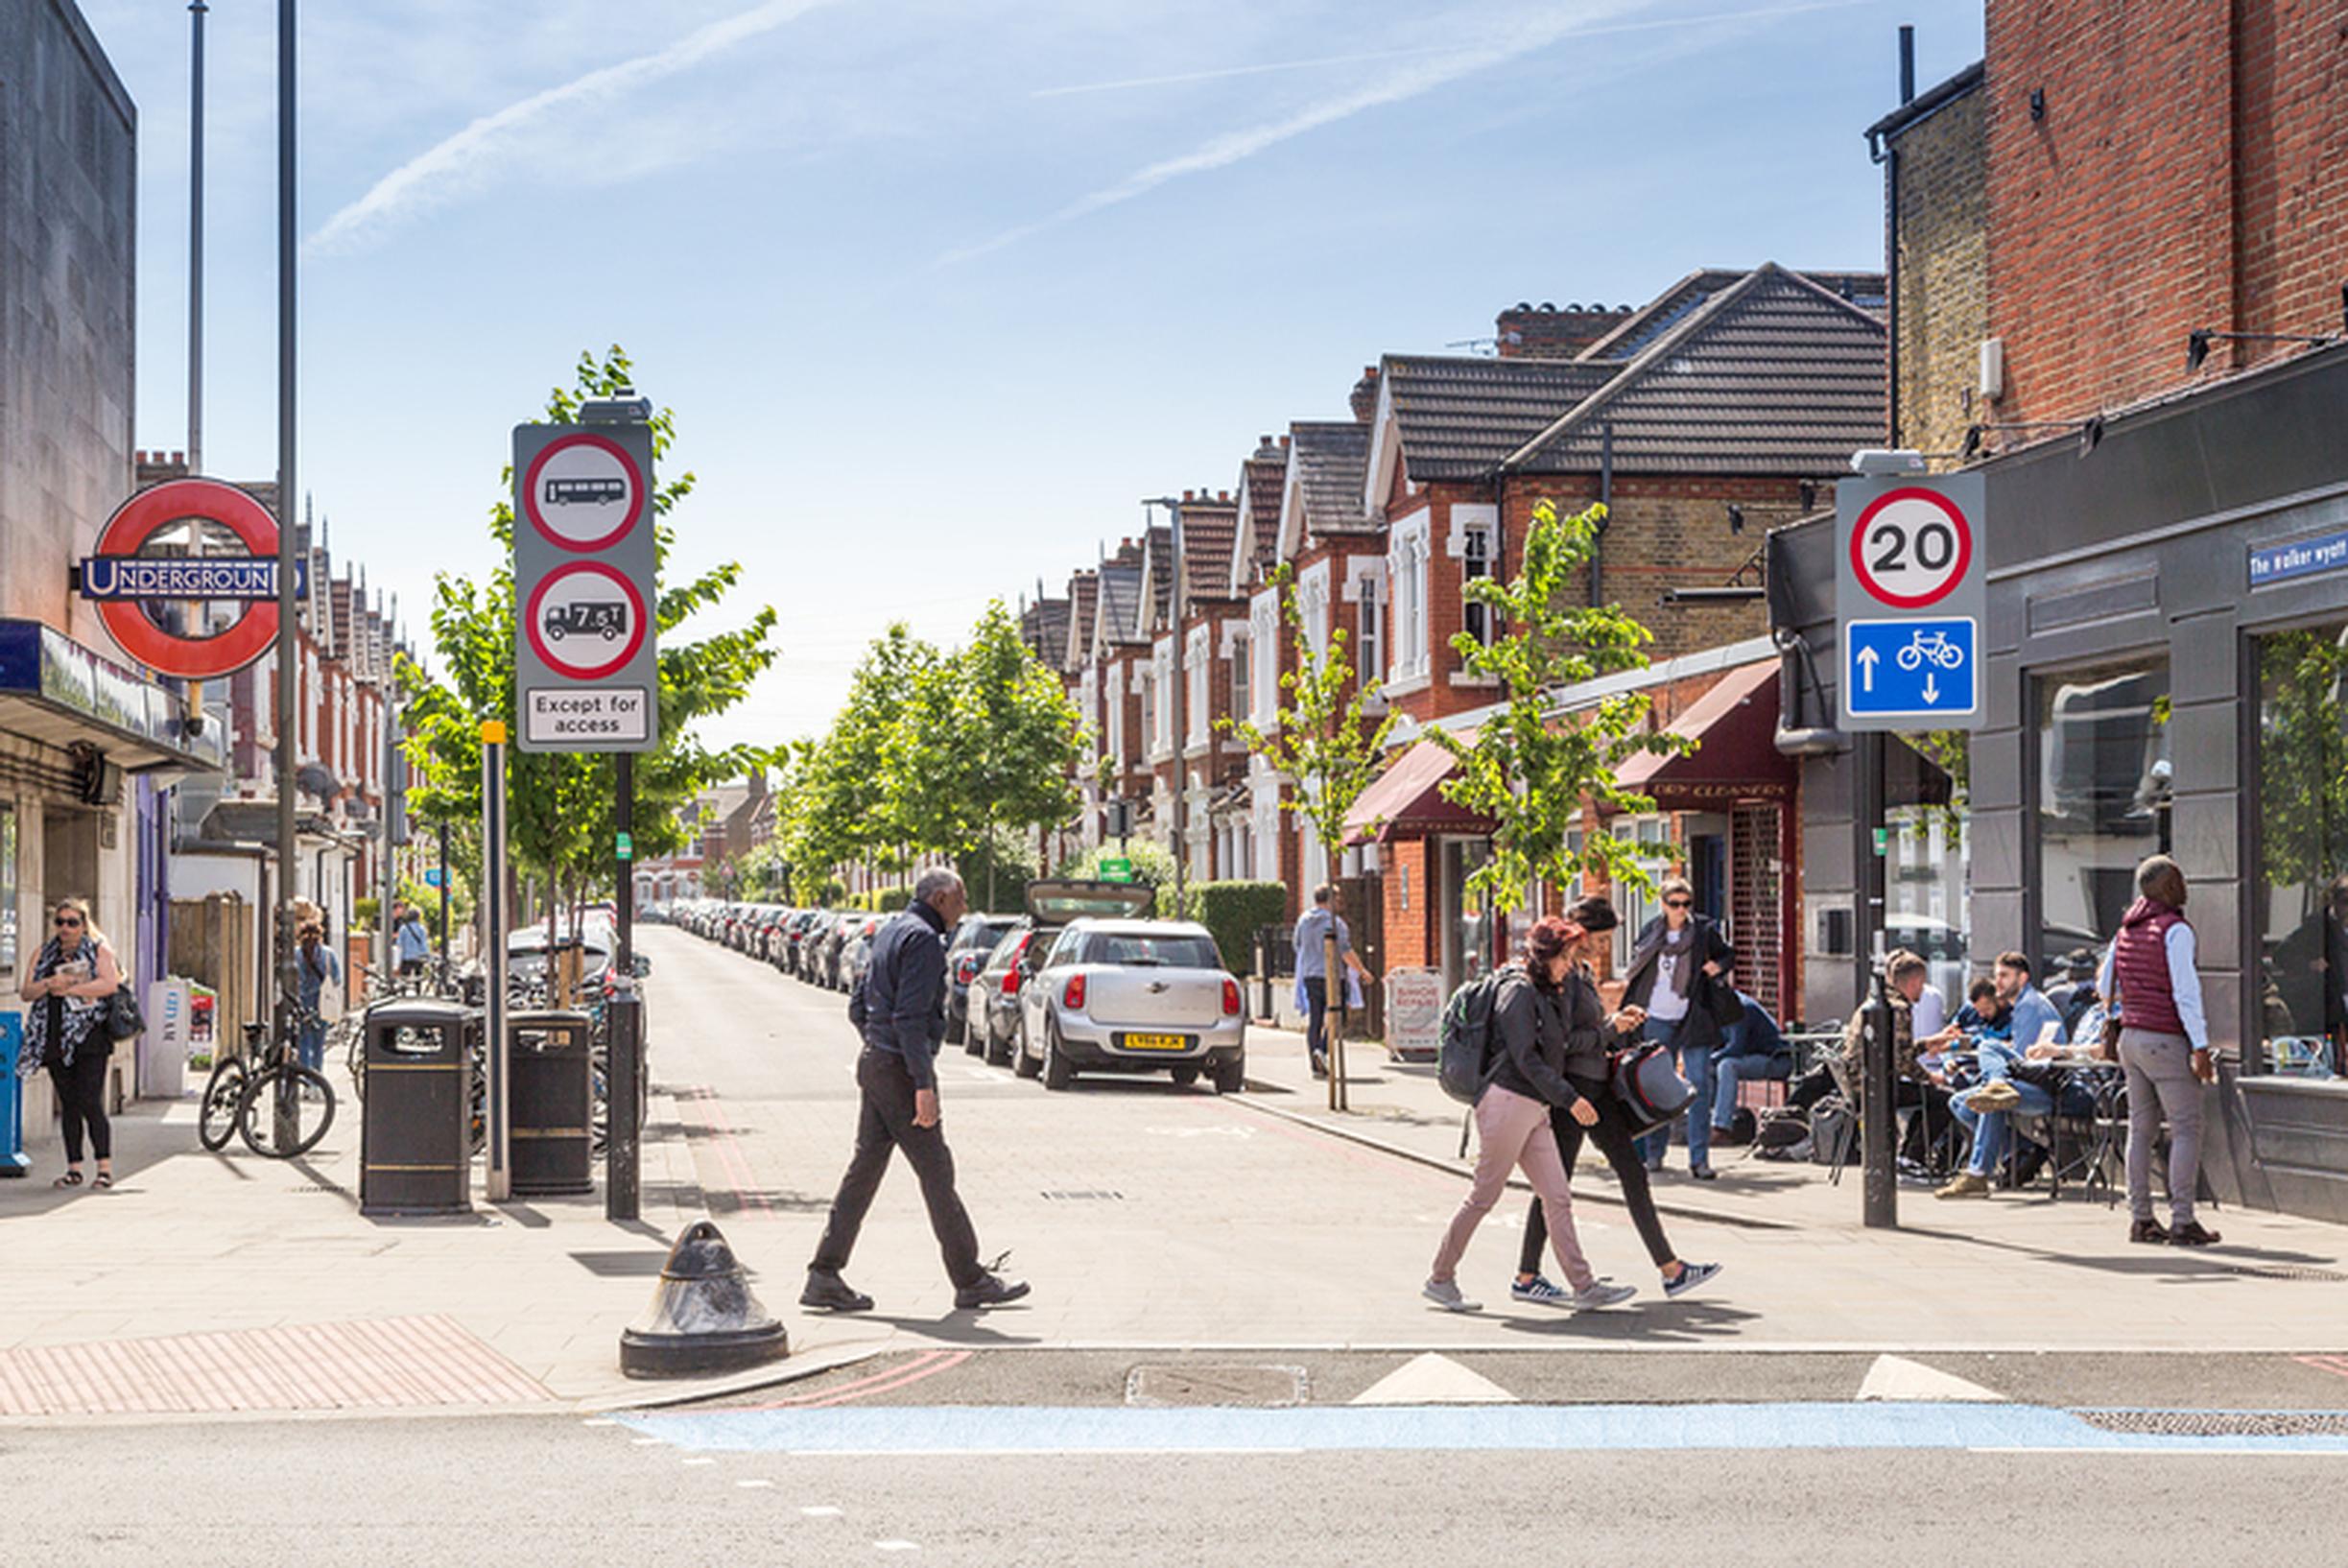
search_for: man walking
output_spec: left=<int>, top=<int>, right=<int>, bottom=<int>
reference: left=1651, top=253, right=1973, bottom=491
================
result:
left=804, top=867, right=1030, bottom=1313
left=393, top=902, right=431, bottom=979
left=1293, top=884, right=1374, bottom=1079
left=2103, top=854, right=2220, bottom=1247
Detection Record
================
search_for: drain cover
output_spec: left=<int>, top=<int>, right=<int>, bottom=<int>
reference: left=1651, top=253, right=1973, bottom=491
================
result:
left=1040, top=1189, right=1124, bottom=1201
left=1127, top=1365, right=1308, bottom=1408
left=2216, top=1264, right=2348, bottom=1282
left=2075, top=1409, right=2348, bottom=1437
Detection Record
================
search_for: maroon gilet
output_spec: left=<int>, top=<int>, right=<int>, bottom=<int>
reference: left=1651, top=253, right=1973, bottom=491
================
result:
left=2111, top=898, right=2188, bottom=1036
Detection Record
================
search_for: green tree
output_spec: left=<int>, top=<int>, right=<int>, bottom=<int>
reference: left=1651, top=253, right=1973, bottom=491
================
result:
left=927, top=601, right=1085, bottom=909
left=1429, top=500, right=1681, bottom=913
left=786, top=625, right=937, bottom=890
left=400, top=346, right=779, bottom=915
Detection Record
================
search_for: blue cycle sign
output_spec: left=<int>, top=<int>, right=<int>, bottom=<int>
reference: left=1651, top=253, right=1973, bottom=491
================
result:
left=1835, top=470, right=1985, bottom=732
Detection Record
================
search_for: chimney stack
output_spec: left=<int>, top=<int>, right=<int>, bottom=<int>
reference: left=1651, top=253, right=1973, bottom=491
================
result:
left=1349, top=366, right=1381, bottom=423
left=1494, top=299, right=1634, bottom=359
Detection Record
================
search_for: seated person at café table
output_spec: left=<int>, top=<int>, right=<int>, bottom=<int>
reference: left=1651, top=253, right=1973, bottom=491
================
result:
left=1708, top=991, right=1791, bottom=1147
left=1936, top=986, right=2092, bottom=1200
left=1787, top=951, right=1952, bottom=1164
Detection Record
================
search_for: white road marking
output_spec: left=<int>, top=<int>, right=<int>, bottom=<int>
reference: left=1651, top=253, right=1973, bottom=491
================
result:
left=803, top=1506, right=844, bottom=1517
left=681, top=1457, right=716, bottom=1466
left=1351, top=1352, right=1516, bottom=1406
left=581, top=1418, right=621, bottom=1427
left=1857, top=1354, right=2007, bottom=1403
left=874, top=1542, right=919, bottom=1552
left=630, top=1437, right=665, bottom=1446
left=737, top=1479, right=774, bottom=1489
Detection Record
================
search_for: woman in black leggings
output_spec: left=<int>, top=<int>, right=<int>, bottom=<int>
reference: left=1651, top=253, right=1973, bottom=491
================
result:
left=16, top=897, right=122, bottom=1189
left=1513, top=897, right=1721, bottom=1305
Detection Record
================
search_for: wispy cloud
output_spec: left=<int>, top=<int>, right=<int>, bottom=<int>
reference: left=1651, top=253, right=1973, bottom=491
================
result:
left=306, top=0, right=843, bottom=256
left=950, top=0, right=1874, bottom=265
left=1031, top=43, right=1480, bottom=100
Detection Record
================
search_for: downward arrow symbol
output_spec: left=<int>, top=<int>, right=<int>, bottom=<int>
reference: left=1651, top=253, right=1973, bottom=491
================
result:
left=1922, top=673, right=1940, bottom=704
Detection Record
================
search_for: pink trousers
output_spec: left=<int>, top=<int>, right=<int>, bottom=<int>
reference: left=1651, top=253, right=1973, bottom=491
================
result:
left=1431, top=1083, right=1596, bottom=1292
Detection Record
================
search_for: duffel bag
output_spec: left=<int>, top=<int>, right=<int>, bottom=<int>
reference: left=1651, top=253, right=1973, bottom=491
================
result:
left=1609, top=1041, right=1696, bottom=1136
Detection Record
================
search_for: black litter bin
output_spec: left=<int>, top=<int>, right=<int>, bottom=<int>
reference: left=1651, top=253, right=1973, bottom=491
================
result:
left=360, top=998, right=474, bottom=1217
left=509, top=1009, right=594, bottom=1197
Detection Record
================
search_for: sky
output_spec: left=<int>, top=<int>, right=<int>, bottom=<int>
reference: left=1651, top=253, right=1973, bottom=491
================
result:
left=77, top=0, right=1984, bottom=755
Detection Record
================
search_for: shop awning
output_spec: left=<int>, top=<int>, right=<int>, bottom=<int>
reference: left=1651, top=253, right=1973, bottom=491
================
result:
left=1342, top=736, right=1492, bottom=845
left=0, top=618, right=226, bottom=776
left=1611, top=659, right=1792, bottom=806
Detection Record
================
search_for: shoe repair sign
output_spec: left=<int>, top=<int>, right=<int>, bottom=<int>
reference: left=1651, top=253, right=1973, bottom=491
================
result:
left=512, top=417, right=659, bottom=752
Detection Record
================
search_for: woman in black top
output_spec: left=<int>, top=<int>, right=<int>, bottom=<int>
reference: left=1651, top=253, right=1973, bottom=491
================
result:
left=1515, top=895, right=1724, bottom=1305
left=16, top=897, right=124, bottom=1189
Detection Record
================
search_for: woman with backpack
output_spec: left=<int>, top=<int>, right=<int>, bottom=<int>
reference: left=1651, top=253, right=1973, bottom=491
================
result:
left=1619, top=876, right=1738, bottom=1178
left=1513, top=896, right=1725, bottom=1306
left=1425, top=908, right=1642, bottom=1315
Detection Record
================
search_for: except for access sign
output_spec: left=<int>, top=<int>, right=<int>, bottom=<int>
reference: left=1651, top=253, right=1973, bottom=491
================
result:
left=1834, top=469, right=1987, bottom=733
left=513, top=419, right=659, bottom=753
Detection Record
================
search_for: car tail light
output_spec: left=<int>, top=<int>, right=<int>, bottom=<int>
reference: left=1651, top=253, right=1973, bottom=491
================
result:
left=1063, top=974, right=1086, bottom=1010
left=1003, top=966, right=1022, bottom=996
left=1222, top=979, right=1242, bottom=1016
left=956, top=955, right=982, bottom=985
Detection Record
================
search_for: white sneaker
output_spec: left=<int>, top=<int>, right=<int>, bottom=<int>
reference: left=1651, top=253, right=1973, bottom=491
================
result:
left=1422, top=1278, right=1482, bottom=1313
left=1570, top=1281, right=1638, bottom=1312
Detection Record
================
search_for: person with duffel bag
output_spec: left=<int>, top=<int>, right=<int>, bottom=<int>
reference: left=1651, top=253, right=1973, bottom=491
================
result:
left=1424, top=909, right=1640, bottom=1315
left=1513, top=895, right=1724, bottom=1306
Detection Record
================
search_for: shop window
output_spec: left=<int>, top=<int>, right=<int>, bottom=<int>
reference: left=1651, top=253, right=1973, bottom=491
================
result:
left=1887, top=731, right=1970, bottom=1010
left=2255, top=624, right=2348, bottom=1074
left=2034, top=656, right=2171, bottom=978
left=0, top=799, right=15, bottom=976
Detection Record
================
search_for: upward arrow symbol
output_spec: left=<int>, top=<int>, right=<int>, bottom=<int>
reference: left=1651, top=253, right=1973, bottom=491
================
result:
left=1856, top=645, right=1881, bottom=694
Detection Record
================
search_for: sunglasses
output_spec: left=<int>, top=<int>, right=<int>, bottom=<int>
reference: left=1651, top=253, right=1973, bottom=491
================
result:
left=54, top=915, right=84, bottom=928
left=1664, top=898, right=1693, bottom=910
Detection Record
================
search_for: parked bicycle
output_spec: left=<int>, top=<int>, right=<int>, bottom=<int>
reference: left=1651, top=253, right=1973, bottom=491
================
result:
left=199, top=1007, right=336, bottom=1158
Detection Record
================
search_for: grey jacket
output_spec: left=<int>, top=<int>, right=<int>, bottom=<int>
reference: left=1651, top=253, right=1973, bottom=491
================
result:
left=857, top=901, right=951, bottom=1090
left=1482, top=967, right=1610, bottom=1109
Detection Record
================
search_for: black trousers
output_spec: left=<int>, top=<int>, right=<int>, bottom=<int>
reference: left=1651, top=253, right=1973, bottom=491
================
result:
left=811, top=1049, right=983, bottom=1289
left=1305, top=990, right=1332, bottom=1064
left=48, top=1046, right=111, bottom=1164
left=1521, top=1075, right=1675, bottom=1273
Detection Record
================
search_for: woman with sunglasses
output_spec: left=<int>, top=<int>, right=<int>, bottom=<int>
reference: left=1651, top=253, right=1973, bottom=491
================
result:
left=1621, top=876, right=1738, bottom=1178
left=1514, top=896, right=1724, bottom=1305
left=15, top=897, right=123, bottom=1189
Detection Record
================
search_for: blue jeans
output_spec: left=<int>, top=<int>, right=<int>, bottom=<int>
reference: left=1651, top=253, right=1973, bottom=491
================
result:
left=1951, top=1054, right=2055, bottom=1176
left=1712, top=1050, right=1792, bottom=1128
left=1633, top=1016, right=1715, bottom=1169
left=296, top=1018, right=326, bottom=1074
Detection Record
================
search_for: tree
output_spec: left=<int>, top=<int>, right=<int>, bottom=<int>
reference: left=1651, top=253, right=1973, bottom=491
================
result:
left=1428, top=499, right=1682, bottom=915
left=400, top=346, right=779, bottom=916
left=931, top=601, right=1086, bottom=909
left=785, top=625, right=937, bottom=889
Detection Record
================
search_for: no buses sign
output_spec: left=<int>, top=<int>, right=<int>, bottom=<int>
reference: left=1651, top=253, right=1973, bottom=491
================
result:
left=1834, top=469, right=1986, bottom=731
left=512, top=418, right=659, bottom=752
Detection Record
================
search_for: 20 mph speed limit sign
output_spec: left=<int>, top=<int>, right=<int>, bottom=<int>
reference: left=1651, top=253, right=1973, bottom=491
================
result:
left=1835, top=470, right=1985, bottom=731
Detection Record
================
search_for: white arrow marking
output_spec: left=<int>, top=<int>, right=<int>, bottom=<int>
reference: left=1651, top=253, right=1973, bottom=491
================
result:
left=1922, top=673, right=1939, bottom=704
left=1856, top=645, right=1881, bottom=693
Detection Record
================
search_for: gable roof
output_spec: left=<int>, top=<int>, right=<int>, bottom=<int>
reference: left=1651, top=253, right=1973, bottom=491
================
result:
left=1023, top=595, right=1070, bottom=672
left=1502, top=264, right=1888, bottom=475
left=1064, top=571, right=1098, bottom=669
left=1379, top=354, right=1622, bottom=482
left=1289, top=420, right=1376, bottom=536
left=1178, top=499, right=1239, bottom=611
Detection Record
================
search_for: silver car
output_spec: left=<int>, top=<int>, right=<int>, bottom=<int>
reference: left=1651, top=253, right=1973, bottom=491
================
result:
left=1017, top=916, right=1246, bottom=1094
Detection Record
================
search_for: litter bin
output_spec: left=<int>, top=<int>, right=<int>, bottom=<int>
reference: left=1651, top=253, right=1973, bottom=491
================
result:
left=360, top=998, right=475, bottom=1218
left=509, top=1009, right=594, bottom=1197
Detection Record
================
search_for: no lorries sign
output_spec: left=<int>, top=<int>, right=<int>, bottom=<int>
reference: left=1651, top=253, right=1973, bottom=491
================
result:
left=1835, top=470, right=1985, bottom=731
left=513, top=421, right=658, bottom=752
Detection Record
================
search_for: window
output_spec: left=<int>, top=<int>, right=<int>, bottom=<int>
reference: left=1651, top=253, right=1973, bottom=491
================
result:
left=2035, top=656, right=2171, bottom=978
left=1140, top=673, right=1157, bottom=756
left=2255, top=624, right=2348, bottom=1073
left=1187, top=633, right=1208, bottom=746
left=1359, top=578, right=1384, bottom=685
left=1230, top=635, right=1250, bottom=723
left=1461, top=524, right=1492, bottom=647
left=1082, top=932, right=1221, bottom=968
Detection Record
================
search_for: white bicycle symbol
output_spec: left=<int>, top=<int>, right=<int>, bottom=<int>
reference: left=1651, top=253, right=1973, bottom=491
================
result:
left=1896, top=630, right=1965, bottom=672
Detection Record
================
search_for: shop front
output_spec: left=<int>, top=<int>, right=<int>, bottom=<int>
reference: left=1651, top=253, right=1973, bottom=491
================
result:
left=1779, top=343, right=2348, bottom=1223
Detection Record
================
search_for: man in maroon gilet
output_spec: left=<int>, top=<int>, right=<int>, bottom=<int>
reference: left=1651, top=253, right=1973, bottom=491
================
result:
left=2098, top=854, right=2220, bottom=1246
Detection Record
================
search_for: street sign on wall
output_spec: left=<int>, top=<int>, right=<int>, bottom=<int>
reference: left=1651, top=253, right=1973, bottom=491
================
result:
left=512, top=420, right=659, bottom=752
left=1835, top=470, right=1985, bottom=731
left=78, top=478, right=302, bottom=679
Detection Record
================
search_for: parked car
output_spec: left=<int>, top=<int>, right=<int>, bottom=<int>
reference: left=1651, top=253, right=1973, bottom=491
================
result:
left=842, top=915, right=886, bottom=995
left=965, top=924, right=1035, bottom=1067
left=944, top=913, right=1024, bottom=1048
left=813, top=912, right=859, bottom=990
left=1017, top=911, right=1245, bottom=1093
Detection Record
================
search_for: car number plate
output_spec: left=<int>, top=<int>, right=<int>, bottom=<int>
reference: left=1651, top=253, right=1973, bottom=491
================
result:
left=1122, top=1033, right=1188, bottom=1052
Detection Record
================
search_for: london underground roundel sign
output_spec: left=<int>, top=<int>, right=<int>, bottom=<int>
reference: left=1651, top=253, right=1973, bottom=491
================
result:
left=79, top=479, right=290, bottom=679
left=1847, top=487, right=1974, bottom=609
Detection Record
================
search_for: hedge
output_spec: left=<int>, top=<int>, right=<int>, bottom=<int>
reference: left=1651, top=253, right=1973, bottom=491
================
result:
left=1190, top=881, right=1290, bottom=975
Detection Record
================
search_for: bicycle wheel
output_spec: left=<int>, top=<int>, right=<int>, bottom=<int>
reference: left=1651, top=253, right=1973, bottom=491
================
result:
left=198, top=1057, right=248, bottom=1152
left=237, top=1063, right=337, bottom=1158
left=342, top=1017, right=368, bottom=1103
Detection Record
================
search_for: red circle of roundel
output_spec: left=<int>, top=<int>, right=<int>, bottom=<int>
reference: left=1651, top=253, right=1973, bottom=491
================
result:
left=521, top=433, right=646, bottom=553
left=1848, top=486, right=1974, bottom=610
left=524, top=560, right=648, bottom=681
left=92, top=478, right=283, bottom=680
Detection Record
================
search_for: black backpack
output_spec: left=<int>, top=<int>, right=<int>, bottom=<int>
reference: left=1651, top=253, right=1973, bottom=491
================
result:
left=1437, top=969, right=1512, bottom=1104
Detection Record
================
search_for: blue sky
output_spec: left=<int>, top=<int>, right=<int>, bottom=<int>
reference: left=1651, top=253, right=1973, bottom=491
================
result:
left=79, top=0, right=1982, bottom=753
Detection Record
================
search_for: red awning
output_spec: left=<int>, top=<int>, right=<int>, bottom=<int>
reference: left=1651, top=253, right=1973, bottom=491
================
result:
left=1342, top=736, right=1492, bottom=845
left=1612, top=660, right=1793, bottom=805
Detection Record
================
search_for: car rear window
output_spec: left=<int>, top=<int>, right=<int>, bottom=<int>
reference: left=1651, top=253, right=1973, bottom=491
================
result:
left=1080, top=933, right=1220, bottom=968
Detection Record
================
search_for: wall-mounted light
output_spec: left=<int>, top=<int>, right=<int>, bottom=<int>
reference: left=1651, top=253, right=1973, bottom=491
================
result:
left=1726, top=505, right=1745, bottom=535
left=2028, top=87, right=2045, bottom=122
left=1962, top=418, right=2104, bottom=462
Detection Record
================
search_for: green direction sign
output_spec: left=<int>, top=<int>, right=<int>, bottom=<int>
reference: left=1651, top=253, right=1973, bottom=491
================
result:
left=1099, top=857, right=1133, bottom=883
left=616, top=830, right=634, bottom=863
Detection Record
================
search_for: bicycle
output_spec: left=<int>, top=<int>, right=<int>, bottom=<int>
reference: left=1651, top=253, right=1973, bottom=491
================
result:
left=198, top=1007, right=337, bottom=1158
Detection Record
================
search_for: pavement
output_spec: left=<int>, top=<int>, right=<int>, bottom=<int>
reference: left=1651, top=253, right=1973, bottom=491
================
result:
left=2, top=922, right=2345, bottom=1424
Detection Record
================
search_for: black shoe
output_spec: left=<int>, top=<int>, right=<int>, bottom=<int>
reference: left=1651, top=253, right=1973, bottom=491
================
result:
left=2169, top=1221, right=2223, bottom=1247
left=1689, top=1164, right=1719, bottom=1181
left=800, top=1270, right=874, bottom=1313
left=1309, top=1053, right=1329, bottom=1079
left=954, top=1271, right=1032, bottom=1310
left=2128, top=1218, right=2170, bottom=1245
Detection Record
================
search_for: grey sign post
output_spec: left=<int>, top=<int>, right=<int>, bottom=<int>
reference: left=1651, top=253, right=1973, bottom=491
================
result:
left=1833, top=464, right=1987, bottom=1231
left=512, top=416, right=659, bottom=753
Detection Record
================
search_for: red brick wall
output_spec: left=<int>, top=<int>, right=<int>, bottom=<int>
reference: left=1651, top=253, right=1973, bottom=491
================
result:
left=1381, top=838, right=1435, bottom=967
left=1986, top=0, right=2348, bottom=421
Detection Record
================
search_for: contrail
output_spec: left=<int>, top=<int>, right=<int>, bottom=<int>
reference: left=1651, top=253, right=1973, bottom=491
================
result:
left=958, top=0, right=1877, bottom=264
left=307, top=0, right=842, bottom=255
left=1032, top=43, right=1480, bottom=99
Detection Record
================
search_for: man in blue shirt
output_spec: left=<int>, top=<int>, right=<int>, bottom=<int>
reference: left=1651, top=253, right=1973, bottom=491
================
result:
left=806, top=867, right=1028, bottom=1315
left=393, top=902, right=431, bottom=978
left=1293, top=884, right=1374, bottom=1079
left=1708, top=991, right=1790, bottom=1144
left=1993, top=950, right=2064, bottom=1049
left=1937, top=952, right=2072, bottom=1199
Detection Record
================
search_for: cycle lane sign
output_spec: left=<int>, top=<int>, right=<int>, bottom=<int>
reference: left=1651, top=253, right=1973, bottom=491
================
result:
left=1835, top=469, right=1986, bottom=731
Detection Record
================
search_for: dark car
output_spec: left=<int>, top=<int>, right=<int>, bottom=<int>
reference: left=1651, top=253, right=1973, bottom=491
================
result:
left=944, top=913, right=1024, bottom=1048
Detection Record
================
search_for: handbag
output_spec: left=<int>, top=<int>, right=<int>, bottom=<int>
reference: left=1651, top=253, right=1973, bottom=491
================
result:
left=105, top=986, right=146, bottom=1042
left=1609, top=1040, right=1696, bottom=1136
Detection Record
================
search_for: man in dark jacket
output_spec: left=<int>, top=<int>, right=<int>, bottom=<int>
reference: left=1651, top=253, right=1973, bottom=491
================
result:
left=804, top=868, right=1030, bottom=1313
left=1618, top=877, right=1736, bottom=1177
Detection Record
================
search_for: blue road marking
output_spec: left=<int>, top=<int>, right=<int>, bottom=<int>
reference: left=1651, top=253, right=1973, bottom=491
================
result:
left=626, top=1403, right=2348, bottom=1456
left=1845, top=617, right=1978, bottom=719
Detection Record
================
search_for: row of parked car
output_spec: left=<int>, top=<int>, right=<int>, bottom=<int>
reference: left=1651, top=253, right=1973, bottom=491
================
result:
left=649, top=882, right=1249, bottom=1094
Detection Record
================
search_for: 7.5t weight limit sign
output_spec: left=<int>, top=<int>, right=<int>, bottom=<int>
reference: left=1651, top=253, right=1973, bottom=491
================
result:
left=1835, top=469, right=1985, bottom=731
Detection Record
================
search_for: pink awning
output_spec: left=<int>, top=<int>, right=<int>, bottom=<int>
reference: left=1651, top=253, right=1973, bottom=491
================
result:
left=1612, top=660, right=1792, bottom=804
